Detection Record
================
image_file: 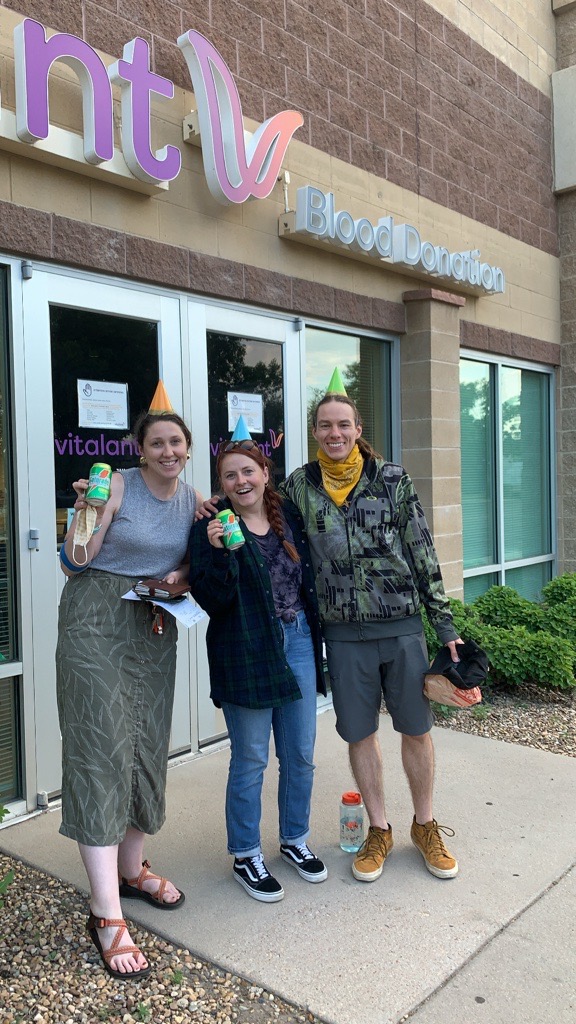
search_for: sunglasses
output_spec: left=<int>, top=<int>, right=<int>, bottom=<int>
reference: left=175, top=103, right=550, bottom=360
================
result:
left=220, top=439, right=260, bottom=453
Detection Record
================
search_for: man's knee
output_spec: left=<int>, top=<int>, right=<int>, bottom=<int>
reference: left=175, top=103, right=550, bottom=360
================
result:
left=402, top=730, right=433, bottom=746
left=349, top=730, right=379, bottom=753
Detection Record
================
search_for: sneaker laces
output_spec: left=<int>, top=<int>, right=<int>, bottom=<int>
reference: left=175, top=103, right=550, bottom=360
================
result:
left=356, top=827, right=389, bottom=862
left=248, top=854, right=269, bottom=880
left=424, top=821, right=455, bottom=857
left=292, top=843, right=314, bottom=861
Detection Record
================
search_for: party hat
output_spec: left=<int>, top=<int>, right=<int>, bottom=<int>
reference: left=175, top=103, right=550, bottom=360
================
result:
left=326, top=366, right=347, bottom=395
left=230, top=414, right=252, bottom=441
left=148, top=380, right=174, bottom=414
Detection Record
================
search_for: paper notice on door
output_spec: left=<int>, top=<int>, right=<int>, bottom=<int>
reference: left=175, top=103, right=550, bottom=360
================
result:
left=78, top=379, right=129, bottom=428
left=122, top=591, right=207, bottom=628
left=227, top=391, right=263, bottom=433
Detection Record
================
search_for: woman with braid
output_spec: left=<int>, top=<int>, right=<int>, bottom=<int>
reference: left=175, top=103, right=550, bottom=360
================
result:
left=188, top=421, right=327, bottom=903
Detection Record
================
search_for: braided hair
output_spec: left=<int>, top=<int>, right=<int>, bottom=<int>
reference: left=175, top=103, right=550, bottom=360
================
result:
left=216, top=444, right=300, bottom=563
left=311, top=393, right=382, bottom=460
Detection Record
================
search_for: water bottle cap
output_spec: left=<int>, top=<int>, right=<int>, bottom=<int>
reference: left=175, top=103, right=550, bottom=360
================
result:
left=341, top=791, right=362, bottom=805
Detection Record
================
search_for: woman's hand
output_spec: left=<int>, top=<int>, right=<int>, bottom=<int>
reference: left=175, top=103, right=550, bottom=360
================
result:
left=195, top=496, right=220, bottom=521
left=163, top=566, right=188, bottom=584
left=72, top=479, right=89, bottom=510
left=207, top=518, right=225, bottom=549
left=71, top=478, right=107, bottom=525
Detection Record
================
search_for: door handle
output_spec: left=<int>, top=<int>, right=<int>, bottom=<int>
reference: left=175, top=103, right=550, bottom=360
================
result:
left=28, top=528, right=40, bottom=550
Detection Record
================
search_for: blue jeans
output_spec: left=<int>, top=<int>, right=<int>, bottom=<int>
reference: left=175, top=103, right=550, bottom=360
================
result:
left=221, top=610, right=318, bottom=857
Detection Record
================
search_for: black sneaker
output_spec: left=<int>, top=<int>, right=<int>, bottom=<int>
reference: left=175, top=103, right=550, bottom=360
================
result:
left=280, top=842, right=328, bottom=882
left=233, top=854, right=284, bottom=903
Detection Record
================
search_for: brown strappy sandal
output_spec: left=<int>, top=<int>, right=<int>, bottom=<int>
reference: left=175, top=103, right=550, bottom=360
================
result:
left=119, top=859, right=185, bottom=910
left=87, top=913, right=151, bottom=980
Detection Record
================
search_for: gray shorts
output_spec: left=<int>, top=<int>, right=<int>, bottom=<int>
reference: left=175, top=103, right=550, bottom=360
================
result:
left=325, top=633, right=433, bottom=742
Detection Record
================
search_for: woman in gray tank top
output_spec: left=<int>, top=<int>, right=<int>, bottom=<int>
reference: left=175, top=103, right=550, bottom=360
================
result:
left=56, top=411, right=201, bottom=980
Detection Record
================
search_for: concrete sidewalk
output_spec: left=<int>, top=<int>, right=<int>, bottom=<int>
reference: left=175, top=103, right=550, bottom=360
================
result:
left=1, top=709, right=575, bottom=1024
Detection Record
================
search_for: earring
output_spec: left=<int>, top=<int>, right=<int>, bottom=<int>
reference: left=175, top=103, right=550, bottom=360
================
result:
left=186, top=453, right=191, bottom=461
left=139, top=455, right=147, bottom=466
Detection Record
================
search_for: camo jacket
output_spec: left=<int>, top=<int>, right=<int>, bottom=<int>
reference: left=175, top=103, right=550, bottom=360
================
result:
left=280, top=457, right=458, bottom=644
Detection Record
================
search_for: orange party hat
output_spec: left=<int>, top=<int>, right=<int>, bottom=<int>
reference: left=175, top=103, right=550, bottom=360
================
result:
left=148, top=380, right=174, bottom=414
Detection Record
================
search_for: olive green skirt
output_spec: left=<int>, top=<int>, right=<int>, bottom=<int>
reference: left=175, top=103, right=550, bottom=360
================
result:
left=56, top=570, right=178, bottom=846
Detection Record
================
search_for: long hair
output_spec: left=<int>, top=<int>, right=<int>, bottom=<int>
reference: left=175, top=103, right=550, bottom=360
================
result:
left=133, top=411, right=192, bottom=449
left=216, top=444, right=300, bottom=562
left=311, top=393, right=382, bottom=459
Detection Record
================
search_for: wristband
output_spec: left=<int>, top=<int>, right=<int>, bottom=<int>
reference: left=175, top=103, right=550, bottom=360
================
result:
left=59, top=545, right=90, bottom=573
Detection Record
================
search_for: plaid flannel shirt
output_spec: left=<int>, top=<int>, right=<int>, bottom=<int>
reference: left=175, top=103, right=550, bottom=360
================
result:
left=188, top=499, right=326, bottom=709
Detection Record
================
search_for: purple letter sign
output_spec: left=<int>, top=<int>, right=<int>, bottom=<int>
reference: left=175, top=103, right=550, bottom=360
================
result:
left=108, top=37, right=181, bottom=184
left=14, top=18, right=114, bottom=164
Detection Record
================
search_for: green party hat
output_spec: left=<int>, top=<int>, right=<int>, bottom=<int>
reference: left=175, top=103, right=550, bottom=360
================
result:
left=326, top=366, right=347, bottom=395
left=230, top=414, right=252, bottom=441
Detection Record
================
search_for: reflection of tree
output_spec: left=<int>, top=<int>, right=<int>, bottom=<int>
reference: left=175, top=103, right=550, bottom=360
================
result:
left=307, top=360, right=361, bottom=424
left=207, top=334, right=285, bottom=487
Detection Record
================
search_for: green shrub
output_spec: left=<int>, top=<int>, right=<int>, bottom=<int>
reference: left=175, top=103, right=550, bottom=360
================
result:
left=473, top=586, right=545, bottom=633
left=479, top=624, right=575, bottom=690
left=541, top=602, right=576, bottom=672
left=541, top=572, right=576, bottom=606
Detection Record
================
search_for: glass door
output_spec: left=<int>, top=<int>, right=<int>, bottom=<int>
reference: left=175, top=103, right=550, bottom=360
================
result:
left=187, top=303, right=304, bottom=745
left=21, top=269, right=193, bottom=801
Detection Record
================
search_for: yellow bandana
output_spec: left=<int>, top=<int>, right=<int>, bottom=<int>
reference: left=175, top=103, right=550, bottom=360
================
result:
left=317, top=445, right=364, bottom=506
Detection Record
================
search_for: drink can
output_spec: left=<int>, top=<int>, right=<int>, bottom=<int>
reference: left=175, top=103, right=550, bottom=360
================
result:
left=216, top=508, right=245, bottom=550
left=85, top=463, right=112, bottom=506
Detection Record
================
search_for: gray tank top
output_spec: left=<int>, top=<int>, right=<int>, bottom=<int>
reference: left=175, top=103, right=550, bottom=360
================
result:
left=91, top=467, right=197, bottom=578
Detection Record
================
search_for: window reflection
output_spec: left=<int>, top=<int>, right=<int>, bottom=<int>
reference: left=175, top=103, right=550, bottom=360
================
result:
left=305, top=328, right=391, bottom=460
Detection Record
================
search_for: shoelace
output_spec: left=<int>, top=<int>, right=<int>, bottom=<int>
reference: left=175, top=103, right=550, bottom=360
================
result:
left=292, top=843, right=314, bottom=861
left=249, top=854, right=270, bottom=880
left=423, top=821, right=455, bottom=856
left=357, top=828, right=389, bottom=861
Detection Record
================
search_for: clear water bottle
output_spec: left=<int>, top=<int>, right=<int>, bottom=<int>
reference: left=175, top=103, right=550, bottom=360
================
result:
left=340, top=791, right=364, bottom=852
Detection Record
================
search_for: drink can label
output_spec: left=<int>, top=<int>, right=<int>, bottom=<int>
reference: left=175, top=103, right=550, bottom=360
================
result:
left=85, top=463, right=112, bottom=506
left=216, top=509, right=245, bottom=550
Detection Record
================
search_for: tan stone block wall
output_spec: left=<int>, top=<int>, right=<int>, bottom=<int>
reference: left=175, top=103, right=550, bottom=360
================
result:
left=428, top=0, right=556, bottom=92
left=401, top=293, right=464, bottom=597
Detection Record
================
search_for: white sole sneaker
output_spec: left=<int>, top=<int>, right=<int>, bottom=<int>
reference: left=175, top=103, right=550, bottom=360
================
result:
left=233, top=870, right=284, bottom=902
left=281, top=853, right=328, bottom=883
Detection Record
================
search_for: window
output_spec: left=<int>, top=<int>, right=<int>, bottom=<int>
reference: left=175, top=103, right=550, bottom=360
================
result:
left=206, top=333, right=284, bottom=490
left=50, top=307, right=159, bottom=543
left=460, top=356, right=554, bottom=602
left=305, top=327, right=393, bottom=460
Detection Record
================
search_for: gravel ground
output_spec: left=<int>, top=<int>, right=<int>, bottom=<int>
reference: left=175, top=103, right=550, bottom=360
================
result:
left=1, top=682, right=574, bottom=1024
left=430, top=680, right=576, bottom=757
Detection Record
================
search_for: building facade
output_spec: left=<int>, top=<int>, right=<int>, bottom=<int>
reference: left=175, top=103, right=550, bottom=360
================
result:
left=0, top=0, right=571, bottom=819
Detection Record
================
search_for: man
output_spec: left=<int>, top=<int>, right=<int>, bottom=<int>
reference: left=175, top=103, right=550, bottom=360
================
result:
left=280, top=373, right=461, bottom=883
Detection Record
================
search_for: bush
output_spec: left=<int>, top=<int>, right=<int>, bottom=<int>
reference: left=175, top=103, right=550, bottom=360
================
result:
left=470, top=624, right=575, bottom=690
left=541, top=601, right=576, bottom=673
left=541, top=572, right=576, bottom=606
left=473, top=586, right=545, bottom=633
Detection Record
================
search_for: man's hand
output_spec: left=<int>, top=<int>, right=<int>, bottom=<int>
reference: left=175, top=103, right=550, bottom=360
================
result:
left=195, top=495, right=220, bottom=521
left=445, top=638, right=463, bottom=663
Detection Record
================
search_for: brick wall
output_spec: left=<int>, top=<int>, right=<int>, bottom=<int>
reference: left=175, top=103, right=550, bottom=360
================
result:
left=554, top=5, right=576, bottom=573
left=1, top=0, right=556, bottom=257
